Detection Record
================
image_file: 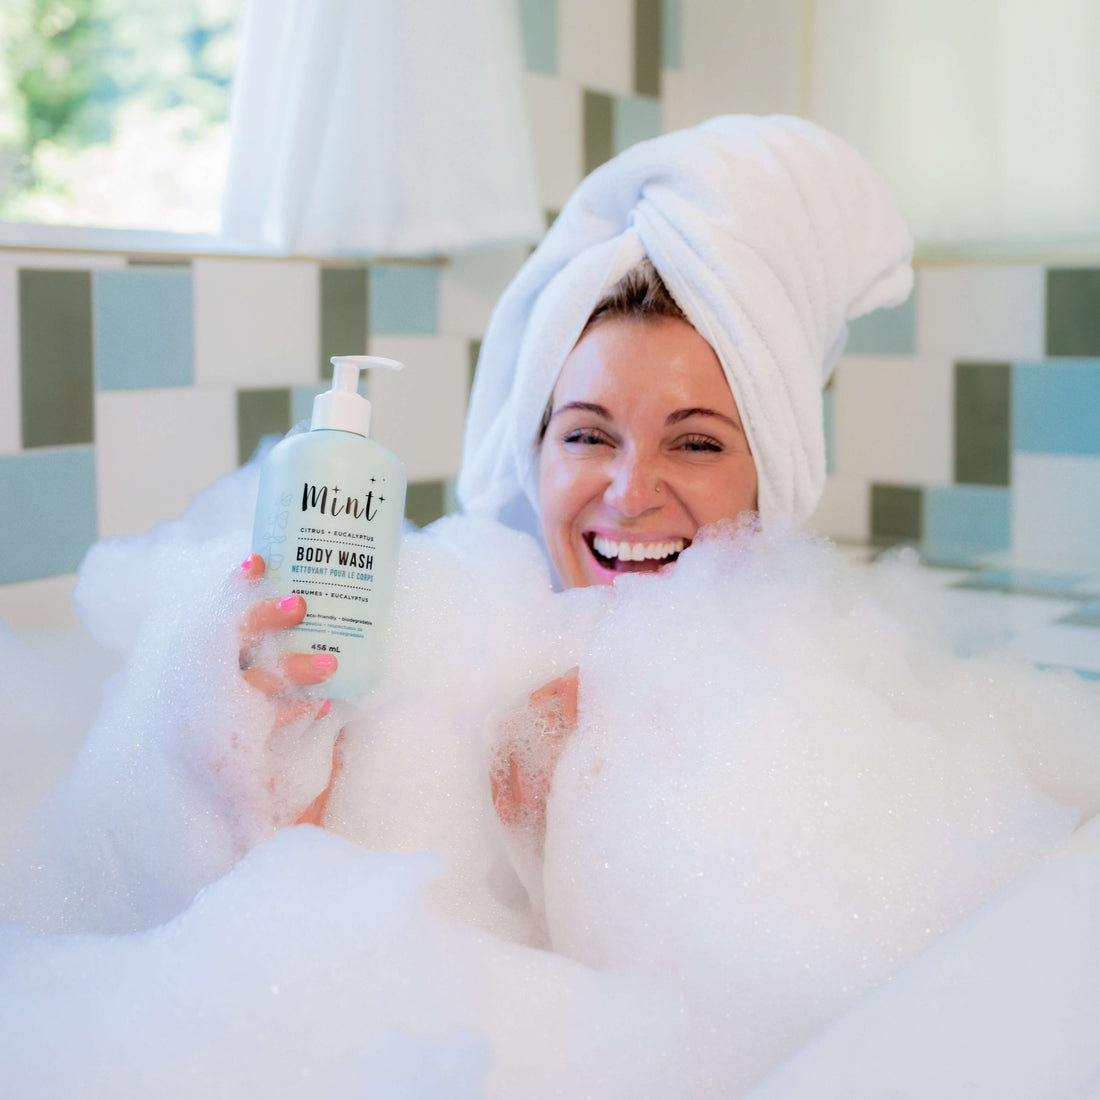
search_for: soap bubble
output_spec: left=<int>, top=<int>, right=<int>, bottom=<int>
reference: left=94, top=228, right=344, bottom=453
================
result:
left=0, top=466, right=1098, bottom=1097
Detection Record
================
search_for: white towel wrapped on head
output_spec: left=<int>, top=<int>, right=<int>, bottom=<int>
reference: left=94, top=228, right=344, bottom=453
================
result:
left=457, top=115, right=913, bottom=531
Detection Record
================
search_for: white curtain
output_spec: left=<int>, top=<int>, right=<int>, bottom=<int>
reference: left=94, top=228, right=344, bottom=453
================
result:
left=221, top=0, right=543, bottom=255
left=809, top=0, right=1100, bottom=243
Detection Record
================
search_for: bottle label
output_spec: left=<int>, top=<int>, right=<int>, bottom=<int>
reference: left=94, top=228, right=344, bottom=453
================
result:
left=257, top=478, right=397, bottom=646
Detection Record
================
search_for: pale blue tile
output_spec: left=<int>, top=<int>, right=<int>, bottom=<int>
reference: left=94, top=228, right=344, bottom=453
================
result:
left=519, top=0, right=556, bottom=74
left=369, top=266, right=439, bottom=336
left=1013, top=360, right=1100, bottom=455
left=93, top=268, right=192, bottom=390
left=924, top=485, right=1011, bottom=553
left=0, top=447, right=97, bottom=583
left=845, top=290, right=917, bottom=355
left=292, top=384, right=329, bottom=425
left=613, top=94, right=662, bottom=154
left=662, top=0, right=681, bottom=68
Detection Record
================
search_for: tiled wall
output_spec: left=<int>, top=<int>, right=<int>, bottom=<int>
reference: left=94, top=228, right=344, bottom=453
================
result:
left=3, top=0, right=1100, bottom=630
left=0, top=0, right=674, bottom=627
left=816, top=265, right=1100, bottom=571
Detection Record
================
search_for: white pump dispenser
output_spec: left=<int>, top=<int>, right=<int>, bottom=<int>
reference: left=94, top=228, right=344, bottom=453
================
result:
left=311, top=355, right=402, bottom=435
left=251, top=355, right=408, bottom=700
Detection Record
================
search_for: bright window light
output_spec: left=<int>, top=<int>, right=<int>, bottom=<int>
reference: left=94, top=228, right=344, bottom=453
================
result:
left=0, top=0, right=241, bottom=235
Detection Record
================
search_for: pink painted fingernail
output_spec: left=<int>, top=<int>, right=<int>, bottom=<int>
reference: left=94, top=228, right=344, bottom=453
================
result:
left=312, top=654, right=337, bottom=670
left=317, top=699, right=331, bottom=718
left=240, top=554, right=255, bottom=571
left=279, top=595, right=300, bottom=612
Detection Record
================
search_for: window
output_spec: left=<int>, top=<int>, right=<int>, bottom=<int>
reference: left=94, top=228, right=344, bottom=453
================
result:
left=0, top=0, right=241, bottom=235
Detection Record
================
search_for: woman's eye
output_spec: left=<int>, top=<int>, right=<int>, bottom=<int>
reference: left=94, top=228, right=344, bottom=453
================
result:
left=562, top=429, right=610, bottom=446
left=679, top=434, right=723, bottom=453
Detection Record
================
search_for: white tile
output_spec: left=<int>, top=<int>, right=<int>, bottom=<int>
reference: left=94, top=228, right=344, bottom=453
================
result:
left=0, top=574, right=79, bottom=630
left=0, top=265, right=18, bottom=453
left=557, top=0, right=634, bottom=95
left=808, top=474, right=870, bottom=542
left=524, top=73, right=585, bottom=210
left=366, top=336, right=468, bottom=482
left=1012, top=454, right=1100, bottom=571
left=438, top=245, right=529, bottom=339
left=193, top=258, right=320, bottom=387
left=0, top=251, right=125, bottom=269
left=833, top=356, right=953, bottom=484
left=916, top=264, right=1044, bottom=360
left=95, top=388, right=236, bottom=537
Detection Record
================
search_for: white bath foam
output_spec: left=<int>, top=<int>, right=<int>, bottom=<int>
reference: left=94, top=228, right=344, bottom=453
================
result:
left=0, top=621, right=119, bottom=851
left=0, top=828, right=686, bottom=1100
left=325, top=513, right=612, bottom=945
left=542, top=521, right=1100, bottom=1097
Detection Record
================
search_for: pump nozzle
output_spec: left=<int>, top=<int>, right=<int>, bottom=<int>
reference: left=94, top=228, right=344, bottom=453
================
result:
left=311, top=355, right=404, bottom=435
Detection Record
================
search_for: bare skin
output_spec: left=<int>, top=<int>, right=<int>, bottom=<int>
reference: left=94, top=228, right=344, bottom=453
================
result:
left=237, top=552, right=341, bottom=826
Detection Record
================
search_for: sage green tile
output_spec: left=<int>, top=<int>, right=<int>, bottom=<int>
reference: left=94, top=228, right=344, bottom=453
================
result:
left=405, top=480, right=447, bottom=528
left=1046, top=269, right=1100, bottom=356
left=238, top=388, right=291, bottom=464
left=320, top=266, right=369, bottom=380
left=870, top=483, right=922, bottom=542
left=634, top=0, right=662, bottom=97
left=467, top=338, right=481, bottom=396
left=955, top=362, right=1010, bottom=486
left=20, top=269, right=94, bottom=448
left=584, top=90, right=614, bottom=175
left=613, top=94, right=662, bottom=154
left=545, top=208, right=559, bottom=230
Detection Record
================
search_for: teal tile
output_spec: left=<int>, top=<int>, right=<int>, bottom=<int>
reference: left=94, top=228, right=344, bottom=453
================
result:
left=0, top=447, right=97, bottom=582
left=845, top=291, right=916, bottom=355
left=1059, top=599, right=1100, bottom=628
left=369, top=265, right=439, bottom=336
left=519, top=0, right=556, bottom=74
left=1013, top=360, right=1100, bottom=455
left=1046, top=269, right=1100, bottom=356
left=870, top=483, right=922, bottom=542
left=584, top=90, right=614, bottom=175
left=955, top=362, right=1010, bottom=485
left=662, top=0, right=681, bottom=68
left=925, top=485, right=1010, bottom=553
left=613, top=94, right=662, bottom=154
left=823, top=383, right=835, bottom=475
left=320, top=266, right=368, bottom=380
left=292, top=383, right=329, bottom=426
left=20, top=269, right=94, bottom=448
left=238, top=388, right=291, bottom=465
left=954, top=568, right=1091, bottom=598
left=405, top=481, right=447, bottom=527
left=93, top=268, right=193, bottom=391
left=634, top=0, right=662, bottom=96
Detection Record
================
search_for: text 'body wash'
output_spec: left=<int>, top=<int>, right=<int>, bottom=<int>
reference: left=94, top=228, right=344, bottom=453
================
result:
left=251, top=356, right=407, bottom=699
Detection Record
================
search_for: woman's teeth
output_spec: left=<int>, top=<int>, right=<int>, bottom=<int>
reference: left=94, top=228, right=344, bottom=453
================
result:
left=591, top=535, right=686, bottom=564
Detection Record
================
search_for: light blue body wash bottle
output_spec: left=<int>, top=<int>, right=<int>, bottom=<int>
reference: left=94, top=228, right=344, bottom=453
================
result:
left=251, top=356, right=407, bottom=700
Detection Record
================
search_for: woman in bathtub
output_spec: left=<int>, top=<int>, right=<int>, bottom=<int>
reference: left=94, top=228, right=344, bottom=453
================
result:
left=236, top=115, right=914, bottom=836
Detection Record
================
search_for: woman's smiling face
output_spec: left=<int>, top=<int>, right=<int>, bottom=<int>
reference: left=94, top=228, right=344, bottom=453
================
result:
left=537, top=316, right=758, bottom=588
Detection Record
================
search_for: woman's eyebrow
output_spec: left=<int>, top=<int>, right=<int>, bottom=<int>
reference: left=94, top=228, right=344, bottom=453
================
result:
left=666, top=407, right=744, bottom=433
left=551, top=400, right=612, bottom=421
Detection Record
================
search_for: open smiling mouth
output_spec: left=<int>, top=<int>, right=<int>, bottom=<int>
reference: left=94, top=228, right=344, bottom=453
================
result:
left=585, top=532, right=689, bottom=573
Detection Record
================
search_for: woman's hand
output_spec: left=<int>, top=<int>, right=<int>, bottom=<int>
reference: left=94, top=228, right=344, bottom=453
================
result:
left=237, top=553, right=343, bottom=826
left=489, top=668, right=579, bottom=835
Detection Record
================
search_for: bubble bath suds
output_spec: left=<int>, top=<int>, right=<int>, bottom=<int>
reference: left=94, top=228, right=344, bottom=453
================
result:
left=1, top=463, right=1099, bottom=1097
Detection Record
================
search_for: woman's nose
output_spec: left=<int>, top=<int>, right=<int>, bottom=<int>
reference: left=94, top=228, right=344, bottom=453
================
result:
left=604, top=449, right=663, bottom=516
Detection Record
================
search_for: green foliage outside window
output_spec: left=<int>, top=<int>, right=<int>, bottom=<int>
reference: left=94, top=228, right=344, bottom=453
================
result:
left=0, top=0, right=241, bottom=232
